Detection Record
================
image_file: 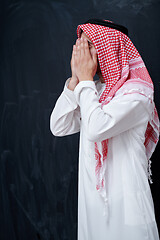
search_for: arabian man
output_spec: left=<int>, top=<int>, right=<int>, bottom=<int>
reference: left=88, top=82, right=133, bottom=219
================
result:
left=50, top=19, right=160, bottom=240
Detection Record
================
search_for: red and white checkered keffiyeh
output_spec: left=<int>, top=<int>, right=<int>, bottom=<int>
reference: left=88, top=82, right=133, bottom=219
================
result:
left=76, top=19, right=160, bottom=216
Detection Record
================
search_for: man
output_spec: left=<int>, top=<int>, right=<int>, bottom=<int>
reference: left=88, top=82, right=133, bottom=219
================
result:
left=50, top=19, right=160, bottom=240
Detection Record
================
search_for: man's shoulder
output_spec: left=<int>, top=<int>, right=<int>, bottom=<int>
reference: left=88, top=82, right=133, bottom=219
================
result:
left=115, top=78, right=153, bottom=99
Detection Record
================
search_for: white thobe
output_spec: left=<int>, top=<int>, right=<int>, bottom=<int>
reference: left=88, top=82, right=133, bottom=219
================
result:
left=50, top=77, right=159, bottom=240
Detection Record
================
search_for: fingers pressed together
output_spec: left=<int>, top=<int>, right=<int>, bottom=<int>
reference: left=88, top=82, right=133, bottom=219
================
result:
left=73, top=38, right=90, bottom=59
left=71, top=37, right=97, bottom=82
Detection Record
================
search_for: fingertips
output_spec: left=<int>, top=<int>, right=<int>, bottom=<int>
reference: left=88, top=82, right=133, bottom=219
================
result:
left=80, top=39, right=85, bottom=55
left=73, top=44, right=80, bottom=59
left=84, top=40, right=91, bottom=56
left=84, top=38, right=87, bottom=44
left=83, top=38, right=88, bottom=48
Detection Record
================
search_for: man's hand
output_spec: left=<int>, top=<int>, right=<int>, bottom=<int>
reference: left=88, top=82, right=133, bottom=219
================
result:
left=73, top=38, right=98, bottom=82
left=69, top=43, right=80, bottom=91
left=71, top=42, right=79, bottom=81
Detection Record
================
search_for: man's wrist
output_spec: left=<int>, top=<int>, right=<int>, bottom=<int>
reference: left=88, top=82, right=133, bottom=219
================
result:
left=68, top=77, right=78, bottom=91
left=79, top=76, right=93, bottom=82
left=68, top=81, right=75, bottom=91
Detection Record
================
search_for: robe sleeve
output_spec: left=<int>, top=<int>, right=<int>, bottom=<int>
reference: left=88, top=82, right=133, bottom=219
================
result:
left=50, top=77, right=81, bottom=136
left=73, top=80, right=153, bottom=142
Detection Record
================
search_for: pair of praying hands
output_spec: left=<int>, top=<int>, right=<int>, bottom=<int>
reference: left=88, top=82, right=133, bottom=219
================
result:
left=69, top=38, right=98, bottom=90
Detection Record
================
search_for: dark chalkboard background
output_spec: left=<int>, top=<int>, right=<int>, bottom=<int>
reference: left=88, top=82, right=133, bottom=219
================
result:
left=0, top=0, right=160, bottom=239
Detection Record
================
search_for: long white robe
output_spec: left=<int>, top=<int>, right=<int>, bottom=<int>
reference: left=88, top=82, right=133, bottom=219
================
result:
left=50, top=77, right=159, bottom=240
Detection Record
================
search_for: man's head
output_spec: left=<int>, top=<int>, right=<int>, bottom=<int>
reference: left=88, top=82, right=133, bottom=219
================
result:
left=76, top=19, right=138, bottom=92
